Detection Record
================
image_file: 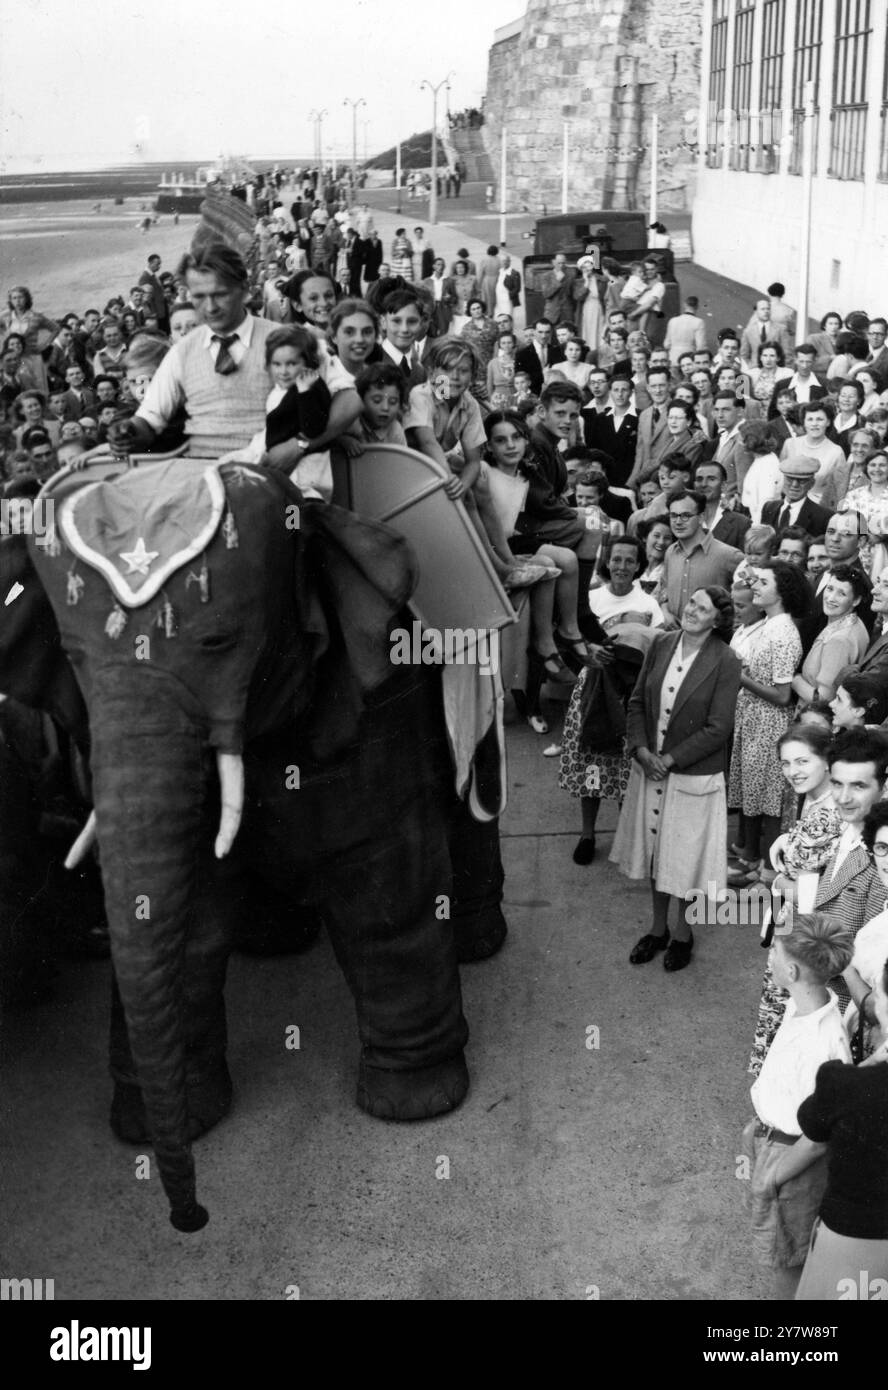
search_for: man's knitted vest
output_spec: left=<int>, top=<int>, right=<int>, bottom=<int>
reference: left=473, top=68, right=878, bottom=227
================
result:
left=178, top=317, right=277, bottom=456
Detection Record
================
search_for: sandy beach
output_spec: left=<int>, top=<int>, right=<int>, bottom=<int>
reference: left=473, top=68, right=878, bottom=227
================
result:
left=0, top=200, right=204, bottom=311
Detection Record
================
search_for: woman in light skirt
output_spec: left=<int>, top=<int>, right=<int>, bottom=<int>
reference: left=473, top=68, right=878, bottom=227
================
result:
left=611, top=587, right=741, bottom=972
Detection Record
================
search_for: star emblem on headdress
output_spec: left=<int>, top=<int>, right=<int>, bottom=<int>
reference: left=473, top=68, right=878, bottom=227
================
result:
left=119, top=538, right=160, bottom=575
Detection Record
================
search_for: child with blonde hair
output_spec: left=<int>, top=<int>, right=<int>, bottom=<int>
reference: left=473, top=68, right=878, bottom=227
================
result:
left=742, top=913, right=854, bottom=1299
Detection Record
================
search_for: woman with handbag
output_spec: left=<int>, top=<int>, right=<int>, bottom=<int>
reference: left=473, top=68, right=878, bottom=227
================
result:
left=610, top=586, right=741, bottom=971
left=560, top=534, right=665, bottom=863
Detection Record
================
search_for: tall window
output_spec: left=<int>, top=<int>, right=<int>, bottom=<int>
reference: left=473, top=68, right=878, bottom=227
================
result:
left=730, top=3, right=757, bottom=170
left=790, top=0, right=824, bottom=174
left=880, top=11, right=888, bottom=179
left=756, top=0, right=787, bottom=171
left=830, top=0, right=873, bottom=180
left=707, top=0, right=731, bottom=168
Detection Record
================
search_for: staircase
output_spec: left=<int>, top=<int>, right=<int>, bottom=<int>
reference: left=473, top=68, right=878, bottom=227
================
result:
left=448, top=125, right=495, bottom=183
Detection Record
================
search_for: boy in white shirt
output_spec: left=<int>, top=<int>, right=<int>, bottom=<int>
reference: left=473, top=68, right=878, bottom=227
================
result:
left=742, top=913, right=854, bottom=1299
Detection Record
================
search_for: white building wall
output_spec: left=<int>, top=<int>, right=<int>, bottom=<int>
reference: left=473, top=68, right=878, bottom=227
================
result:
left=693, top=0, right=888, bottom=324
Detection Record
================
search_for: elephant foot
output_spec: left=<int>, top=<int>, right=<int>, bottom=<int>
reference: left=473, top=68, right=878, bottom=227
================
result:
left=170, top=1202, right=209, bottom=1234
left=453, top=907, right=508, bottom=963
left=357, top=1051, right=469, bottom=1122
left=110, top=1065, right=233, bottom=1145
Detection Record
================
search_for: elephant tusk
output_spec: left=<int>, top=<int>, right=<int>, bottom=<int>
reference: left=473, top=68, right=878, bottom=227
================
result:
left=214, top=751, right=244, bottom=859
left=64, top=810, right=97, bottom=869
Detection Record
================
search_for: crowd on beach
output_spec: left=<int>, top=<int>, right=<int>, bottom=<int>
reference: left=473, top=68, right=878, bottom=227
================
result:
left=2, top=187, right=888, bottom=1299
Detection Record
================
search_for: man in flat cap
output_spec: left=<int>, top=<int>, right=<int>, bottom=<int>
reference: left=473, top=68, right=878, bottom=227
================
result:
left=761, top=456, right=834, bottom=537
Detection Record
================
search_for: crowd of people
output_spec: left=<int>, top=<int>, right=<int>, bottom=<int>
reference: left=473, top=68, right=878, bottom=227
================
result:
left=2, top=216, right=888, bottom=1300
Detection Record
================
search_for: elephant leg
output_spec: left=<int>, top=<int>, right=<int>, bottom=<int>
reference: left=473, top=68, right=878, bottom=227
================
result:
left=319, top=796, right=469, bottom=1121
left=448, top=798, right=509, bottom=963
left=109, top=847, right=237, bottom=1148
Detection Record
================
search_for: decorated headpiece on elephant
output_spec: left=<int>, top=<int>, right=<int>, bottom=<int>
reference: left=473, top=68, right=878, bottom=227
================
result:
left=0, top=457, right=508, bottom=1232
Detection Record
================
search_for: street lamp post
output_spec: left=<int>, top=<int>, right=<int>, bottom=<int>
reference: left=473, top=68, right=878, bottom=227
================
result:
left=420, top=72, right=454, bottom=227
left=362, top=119, right=371, bottom=164
left=309, top=108, right=327, bottom=172
left=343, top=97, right=367, bottom=186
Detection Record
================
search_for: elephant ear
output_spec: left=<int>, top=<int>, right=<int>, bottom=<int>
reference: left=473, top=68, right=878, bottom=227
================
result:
left=292, top=499, right=419, bottom=761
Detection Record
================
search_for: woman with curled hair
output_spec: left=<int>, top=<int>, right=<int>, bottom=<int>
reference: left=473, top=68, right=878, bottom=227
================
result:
left=611, top=585, right=741, bottom=971
left=792, top=565, right=870, bottom=706
left=327, top=298, right=381, bottom=380
left=560, top=531, right=666, bottom=861
left=460, top=298, right=498, bottom=369
left=727, top=560, right=808, bottom=887
left=751, top=342, right=786, bottom=406
left=0, top=286, right=59, bottom=396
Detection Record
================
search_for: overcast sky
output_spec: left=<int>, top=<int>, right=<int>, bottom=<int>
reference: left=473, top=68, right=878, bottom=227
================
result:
left=1, top=0, right=525, bottom=172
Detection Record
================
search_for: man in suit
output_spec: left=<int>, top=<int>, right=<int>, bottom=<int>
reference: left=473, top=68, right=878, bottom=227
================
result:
left=664, top=296, right=707, bottom=366
left=361, top=230, right=384, bottom=285
left=626, top=367, right=675, bottom=488
left=761, top=456, right=834, bottom=536
left=584, top=375, right=638, bottom=488
left=498, top=253, right=522, bottom=310
left=422, top=258, right=458, bottom=338
left=703, top=391, right=754, bottom=493
left=768, top=343, right=828, bottom=415
left=515, top=318, right=565, bottom=396
left=740, top=298, right=794, bottom=368
left=694, top=461, right=751, bottom=546
left=865, top=317, right=888, bottom=378
left=59, top=364, right=97, bottom=420
left=138, top=253, right=169, bottom=333
left=540, top=254, right=577, bottom=330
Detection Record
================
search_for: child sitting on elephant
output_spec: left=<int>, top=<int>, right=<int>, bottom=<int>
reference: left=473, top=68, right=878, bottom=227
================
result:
left=263, top=327, right=333, bottom=500
left=216, top=326, right=334, bottom=500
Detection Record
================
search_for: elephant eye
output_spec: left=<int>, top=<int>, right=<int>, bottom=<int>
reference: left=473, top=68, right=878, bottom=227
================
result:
left=199, top=633, right=236, bottom=653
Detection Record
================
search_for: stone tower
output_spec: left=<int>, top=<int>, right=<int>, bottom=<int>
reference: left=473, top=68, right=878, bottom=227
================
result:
left=483, top=0, right=702, bottom=214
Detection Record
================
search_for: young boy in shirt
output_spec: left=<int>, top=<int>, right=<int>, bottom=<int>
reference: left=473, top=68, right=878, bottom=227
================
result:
left=742, top=913, right=854, bottom=1299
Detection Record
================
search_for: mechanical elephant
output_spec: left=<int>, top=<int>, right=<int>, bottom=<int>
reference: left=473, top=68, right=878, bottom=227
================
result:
left=0, top=457, right=508, bottom=1232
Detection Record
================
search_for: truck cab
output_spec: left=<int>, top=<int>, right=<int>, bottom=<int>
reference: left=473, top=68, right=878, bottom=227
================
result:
left=522, top=210, right=679, bottom=346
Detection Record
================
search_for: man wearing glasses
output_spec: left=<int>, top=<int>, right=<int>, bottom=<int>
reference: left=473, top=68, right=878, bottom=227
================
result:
left=866, top=317, right=888, bottom=378
left=661, top=488, right=744, bottom=623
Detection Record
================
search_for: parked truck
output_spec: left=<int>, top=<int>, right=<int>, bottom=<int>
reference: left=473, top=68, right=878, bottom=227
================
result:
left=522, top=210, right=680, bottom=346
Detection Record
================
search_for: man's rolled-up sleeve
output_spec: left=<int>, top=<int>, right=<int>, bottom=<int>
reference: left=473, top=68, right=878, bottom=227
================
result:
left=136, top=348, right=186, bottom=434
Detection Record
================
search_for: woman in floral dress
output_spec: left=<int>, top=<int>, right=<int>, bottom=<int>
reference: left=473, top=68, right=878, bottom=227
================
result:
left=727, top=560, right=809, bottom=883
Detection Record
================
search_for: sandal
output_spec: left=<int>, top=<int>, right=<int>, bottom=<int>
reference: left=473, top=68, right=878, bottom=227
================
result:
left=504, top=562, right=555, bottom=590
left=528, top=714, right=549, bottom=734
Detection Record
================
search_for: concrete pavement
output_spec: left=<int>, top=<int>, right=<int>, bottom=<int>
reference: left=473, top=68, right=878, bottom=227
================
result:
left=1, top=711, right=772, bottom=1301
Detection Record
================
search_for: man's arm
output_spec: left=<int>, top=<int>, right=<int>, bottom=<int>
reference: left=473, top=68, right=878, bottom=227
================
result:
left=135, top=345, right=186, bottom=441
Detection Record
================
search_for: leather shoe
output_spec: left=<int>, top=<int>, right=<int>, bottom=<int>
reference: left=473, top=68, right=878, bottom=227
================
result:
left=629, top=930, right=669, bottom=964
left=663, top=934, right=694, bottom=972
left=572, top=835, right=596, bottom=865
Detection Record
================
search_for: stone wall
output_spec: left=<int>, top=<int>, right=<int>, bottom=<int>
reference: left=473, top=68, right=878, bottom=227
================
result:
left=483, top=0, right=702, bottom=214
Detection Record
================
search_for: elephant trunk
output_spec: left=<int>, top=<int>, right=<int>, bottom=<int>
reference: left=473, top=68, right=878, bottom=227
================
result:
left=90, top=675, right=226, bottom=1232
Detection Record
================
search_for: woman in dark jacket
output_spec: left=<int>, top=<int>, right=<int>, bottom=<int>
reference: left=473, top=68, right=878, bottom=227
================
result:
left=611, top=586, right=742, bottom=971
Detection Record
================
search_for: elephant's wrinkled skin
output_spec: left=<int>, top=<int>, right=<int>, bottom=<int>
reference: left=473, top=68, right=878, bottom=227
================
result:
left=0, top=460, right=507, bottom=1231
